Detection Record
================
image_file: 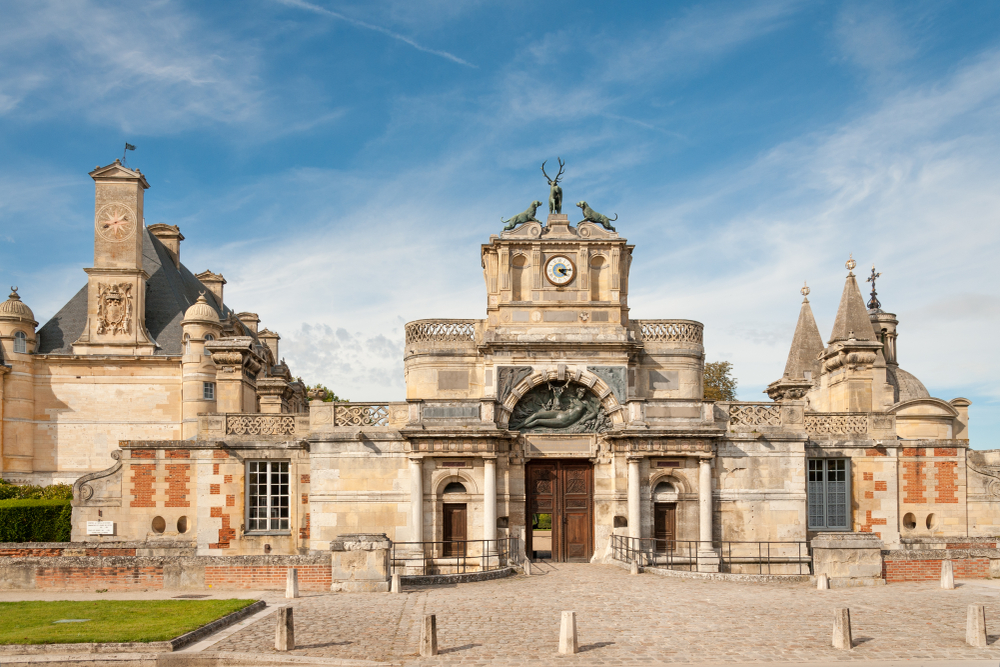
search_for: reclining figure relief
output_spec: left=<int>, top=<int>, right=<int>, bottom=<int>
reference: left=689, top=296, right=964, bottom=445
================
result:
left=509, top=380, right=611, bottom=433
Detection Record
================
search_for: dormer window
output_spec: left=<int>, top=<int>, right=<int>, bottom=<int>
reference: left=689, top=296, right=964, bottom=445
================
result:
left=13, top=331, right=27, bottom=354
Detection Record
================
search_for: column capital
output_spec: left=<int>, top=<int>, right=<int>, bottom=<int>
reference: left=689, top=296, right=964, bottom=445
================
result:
left=408, top=455, right=424, bottom=463
left=626, top=455, right=644, bottom=463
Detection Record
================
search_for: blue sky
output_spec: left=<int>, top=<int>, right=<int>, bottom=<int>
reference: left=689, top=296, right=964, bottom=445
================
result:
left=1, top=0, right=999, bottom=446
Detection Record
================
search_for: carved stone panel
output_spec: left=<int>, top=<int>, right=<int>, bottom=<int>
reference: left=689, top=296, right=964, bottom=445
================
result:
left=497, top=366, right=532, bottom=405
left=96, top=282, right=133, bottom=336
left=589, top=366, right=626, bottom=403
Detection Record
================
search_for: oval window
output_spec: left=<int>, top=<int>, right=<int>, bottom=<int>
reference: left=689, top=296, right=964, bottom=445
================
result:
left=903, top=513, right=916, bottom=530
left=151, top=516, right=166, bottom=534
left=926, top=513, right=937, bottom=530
left=176, top=516, right=189, bottom=534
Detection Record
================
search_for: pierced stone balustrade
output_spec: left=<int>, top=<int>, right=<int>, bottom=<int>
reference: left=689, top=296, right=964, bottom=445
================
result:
left=405, top=320, right=479, bottom=345
left=631, top=319, right=703, bottom=345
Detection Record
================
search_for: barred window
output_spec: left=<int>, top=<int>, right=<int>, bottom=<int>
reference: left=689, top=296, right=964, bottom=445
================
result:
left=13, top=331, right=27, bottom=354
left=808, top=459, right=849, bottom=530
left=203, top=382, right=215, bottom=400
left=247, top=461, right=290, bottom=532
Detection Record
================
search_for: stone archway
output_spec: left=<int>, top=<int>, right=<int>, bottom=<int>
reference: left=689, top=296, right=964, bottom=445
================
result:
left=497, top=368, right=626, bottom=430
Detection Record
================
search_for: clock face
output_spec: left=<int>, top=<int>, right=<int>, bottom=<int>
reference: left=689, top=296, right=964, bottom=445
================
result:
left=545, top=255, right=576, bottom=286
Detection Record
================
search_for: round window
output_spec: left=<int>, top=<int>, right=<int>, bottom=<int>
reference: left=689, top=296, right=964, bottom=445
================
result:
left=151, top=516, right=166, bottom=534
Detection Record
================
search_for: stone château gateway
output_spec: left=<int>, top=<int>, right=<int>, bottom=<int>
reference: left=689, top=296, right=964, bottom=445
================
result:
left=2, top=159, right=999, bottom=587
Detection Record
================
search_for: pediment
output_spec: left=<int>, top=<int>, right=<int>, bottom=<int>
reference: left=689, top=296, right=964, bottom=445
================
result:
left=89, top=161, right=150, bottom=188
left=888, top=397, right=959, bottom=418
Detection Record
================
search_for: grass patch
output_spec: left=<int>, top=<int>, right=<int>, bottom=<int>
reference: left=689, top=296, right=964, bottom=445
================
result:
left=0, top=599, right=256, bottom=645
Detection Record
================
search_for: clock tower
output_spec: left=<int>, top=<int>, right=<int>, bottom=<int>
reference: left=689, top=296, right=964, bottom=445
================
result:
left=481, top=212, right=633, bottom=330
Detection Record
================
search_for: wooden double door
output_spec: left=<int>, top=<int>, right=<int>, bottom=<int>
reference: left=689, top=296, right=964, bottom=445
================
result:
left=526, top=460, right=594, bottom=562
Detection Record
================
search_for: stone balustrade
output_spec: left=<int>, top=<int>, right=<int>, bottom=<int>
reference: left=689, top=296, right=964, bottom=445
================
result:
left=631, top=319, right=704, bottom=345
left=310, top=401, right=410, bottom=429
left=197, top=413, right=309, bottom=438
left=720, top=402, right=897, bottom=438
left=405, top=319, right=479, bottom=344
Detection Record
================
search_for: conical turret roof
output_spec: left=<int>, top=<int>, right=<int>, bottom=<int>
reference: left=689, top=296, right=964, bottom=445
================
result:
left=783, top=294, right=824, bottom=379
left=829, top=266, right=874, bottom=344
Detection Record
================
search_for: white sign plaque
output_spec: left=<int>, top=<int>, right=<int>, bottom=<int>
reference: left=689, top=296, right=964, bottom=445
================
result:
left=86, top=521, right=114, bottom=535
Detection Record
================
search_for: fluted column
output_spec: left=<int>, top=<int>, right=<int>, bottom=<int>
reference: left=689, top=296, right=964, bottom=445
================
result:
left=409, top=457, right=423, bottom=545
left=484, top=457, right=497, bottom=552
left=627, top=457, right=641, bottom=540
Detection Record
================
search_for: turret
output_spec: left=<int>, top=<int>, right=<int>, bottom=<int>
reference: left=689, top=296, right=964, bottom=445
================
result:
left=0, top=287, right=38, bottom=474
left=765, top=282, right=823, bottom=401
left=181, top=293, right=223, bottom=438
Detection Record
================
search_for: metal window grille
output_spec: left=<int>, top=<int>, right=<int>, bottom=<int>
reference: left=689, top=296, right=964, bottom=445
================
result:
left=247, top=460, right=290, bottom=532
left=808, top=458, right=849, bottom=529
left=203, top=382, right=215, bottom=400
left=13, top=331, right=27, bottom=354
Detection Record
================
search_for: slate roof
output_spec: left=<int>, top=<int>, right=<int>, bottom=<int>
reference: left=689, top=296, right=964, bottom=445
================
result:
left=37, top=229, right=233, bottom=355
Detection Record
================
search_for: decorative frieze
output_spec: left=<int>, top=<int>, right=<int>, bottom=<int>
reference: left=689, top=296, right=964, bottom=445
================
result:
left=804, top=414, right=868, bottom=434
left=613, top=439, right=711, bottom=454
left=728, top=403, right=780, bottom=427
left=335, top=404, right=390, bottom=427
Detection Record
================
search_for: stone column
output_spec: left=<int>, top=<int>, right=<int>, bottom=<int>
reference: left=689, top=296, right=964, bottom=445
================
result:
left=627, top=457, right=641, bottom=540
left=409, top=457, right=424, bottom=545
left=484, top=457, right=497, bottom=551
left=697, top=457, right=720, bottom=572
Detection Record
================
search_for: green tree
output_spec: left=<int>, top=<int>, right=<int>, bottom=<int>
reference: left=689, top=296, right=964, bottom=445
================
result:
left=703, top=361, right=738, bottom=401
left=299, top=380, right=348, bottom=403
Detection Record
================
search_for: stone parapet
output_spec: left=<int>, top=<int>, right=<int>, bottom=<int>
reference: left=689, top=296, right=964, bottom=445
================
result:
left=811, top=532, right=884, bottom=582
left=330, top=533, right=391, bottom=592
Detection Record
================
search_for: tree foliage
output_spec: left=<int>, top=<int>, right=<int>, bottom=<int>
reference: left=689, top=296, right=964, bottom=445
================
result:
left=299, top=380, right=347, bottom=403
left=703, top=361, right=738, bottom=401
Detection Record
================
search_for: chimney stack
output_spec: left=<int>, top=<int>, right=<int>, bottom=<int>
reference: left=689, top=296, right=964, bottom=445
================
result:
left=147, top=223, right=184, bottom=268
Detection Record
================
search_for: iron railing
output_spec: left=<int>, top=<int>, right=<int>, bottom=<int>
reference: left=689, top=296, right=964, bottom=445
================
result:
left=390, top=537, right=519, bottom=576
left=611, top=535, right=812, bottom=575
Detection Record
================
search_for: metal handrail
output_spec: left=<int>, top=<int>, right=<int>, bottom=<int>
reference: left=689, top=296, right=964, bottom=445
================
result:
left=390, top=537, right=519, bottom=576
left=610, top=535, right=812, bottom=574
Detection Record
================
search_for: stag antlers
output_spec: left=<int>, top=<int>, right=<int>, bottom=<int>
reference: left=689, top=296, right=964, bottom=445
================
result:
left=540, top=157, right=565, bottom=185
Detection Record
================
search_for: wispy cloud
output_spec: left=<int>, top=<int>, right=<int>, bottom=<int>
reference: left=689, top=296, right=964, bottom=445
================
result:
left=272, top=0, right=476, bottom=68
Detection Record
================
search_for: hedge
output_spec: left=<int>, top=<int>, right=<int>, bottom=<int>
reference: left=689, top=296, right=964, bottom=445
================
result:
left=0, top=499, right=72, bottom=542
left=0, top=479, right=73, bottom=501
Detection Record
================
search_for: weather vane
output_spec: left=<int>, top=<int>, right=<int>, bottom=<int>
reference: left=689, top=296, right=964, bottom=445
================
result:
left=866, top=264, right=882, bottom=310
left=121, top=142, right=136, bottom=167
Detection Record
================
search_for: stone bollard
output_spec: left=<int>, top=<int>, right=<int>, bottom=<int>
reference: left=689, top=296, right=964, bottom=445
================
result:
left=817, top=573, right=830, bottom=590
left=391, top=572, right=401, bottom=594
left=275, top=607, right=294, bottom=651
left=630, top=558, right=640, bottom=575
left=967, top=604, right=987, bottom=647
left=941, top=559, right=955, bottom=590
left=420, top=614, right=438, bottom=657
left=285, top=568, right=299, bottom=599
left=524, top=559, right=532, bottom=576
left=559, top=611, right=579, bottom=655
left=832, top=608, right=852, bottom=650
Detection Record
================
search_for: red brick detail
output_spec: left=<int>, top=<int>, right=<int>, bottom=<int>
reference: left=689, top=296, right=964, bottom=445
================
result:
left=166, top=449, right=190, bottom=459
left=300, top=474, right=310, bottom=484
left=863, top=472, right=874, bottom=481
left=226, top=494, right=235, bottom=507
left=210, top=506, right=223, bottom=518
left=36, top=566, right=164, bottom=591
left=209, top=513, right=236, bottom=549
left=213, top=463, right=220, bottom=475
left=864, top=491, right=874, bottom=499
left=84, top=548, right=136, bottom=557
left=865, top=447, right=887, bottom=456
left=131, top=449, right=155, bottom=459
left=947, top=542, right=996, bottom=549
left=0, top=548, right=65, bottom=557
left=860, top=510, right=887, bottom=536
left=902, top=461, right=926, bottom=504
left=299, top=513, right=310, bottom=541
left=934, top=448, right=958, bottom=457
left=213, top=449, right=229, bottom=459
left=874, top=481, right=887, bottom=492
left=204, top=565, right=330, bottom=591
left=210, top=484, right=221, bottom=495
left=302, top=493, right=308, bottom=505
left=902, top=447, right=923, bottom=457
left=224, top=475, right=233, bottom=484
left=935, top=461, right=959, bottom=503
left=165, top=463, right=190, bottom=508
left=884, top=558, right=989, bottom=582
left=130, top=463, right=156, bottom=508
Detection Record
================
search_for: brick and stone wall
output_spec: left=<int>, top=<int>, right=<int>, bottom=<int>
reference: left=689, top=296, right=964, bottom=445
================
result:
left=882, top=547, right=998, bottom=582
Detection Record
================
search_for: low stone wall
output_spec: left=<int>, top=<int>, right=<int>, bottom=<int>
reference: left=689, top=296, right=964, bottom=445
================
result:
left=0, top=553, right=331, bottom=591
left=0, top=541, right=195, bottom=558
left=882, top=548, right=997, bottom=582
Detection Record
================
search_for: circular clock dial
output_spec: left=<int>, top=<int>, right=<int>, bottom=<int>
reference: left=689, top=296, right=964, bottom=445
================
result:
left=95, top=203, right=137, bottom=242
left=545, top=255, right=576, bottom=286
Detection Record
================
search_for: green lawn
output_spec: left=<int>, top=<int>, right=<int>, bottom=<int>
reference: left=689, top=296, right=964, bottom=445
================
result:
left=0, top=599, right=256, bottom=645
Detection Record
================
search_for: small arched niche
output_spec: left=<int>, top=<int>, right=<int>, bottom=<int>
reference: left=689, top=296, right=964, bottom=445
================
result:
left=443, top=481, right=467, bottom=495
left=653, top=480, right=679, bottom=502
left=511, top=254, right=529, bottom=301
left=589, top=255, right=608, bottom=301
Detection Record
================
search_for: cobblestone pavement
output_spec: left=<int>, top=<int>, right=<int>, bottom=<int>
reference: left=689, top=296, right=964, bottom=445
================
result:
left=209, top=562, right=1000, bottom=665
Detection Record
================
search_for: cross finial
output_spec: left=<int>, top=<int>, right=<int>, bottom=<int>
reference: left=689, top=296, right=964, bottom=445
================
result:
left=866, top=264, right=882, bottom=310
left=800, top=281, right=810, bottom=298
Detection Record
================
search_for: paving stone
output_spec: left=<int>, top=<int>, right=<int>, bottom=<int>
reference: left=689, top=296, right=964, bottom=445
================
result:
left=208, top=563, right=1000, bottom=665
